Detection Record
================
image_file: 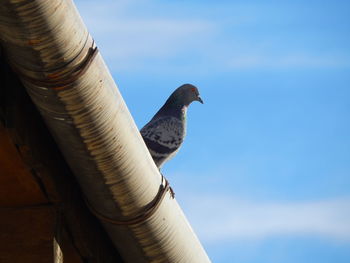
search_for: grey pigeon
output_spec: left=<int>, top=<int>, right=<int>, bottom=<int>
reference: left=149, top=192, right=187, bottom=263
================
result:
left=141, top=84, right=203, bottom=168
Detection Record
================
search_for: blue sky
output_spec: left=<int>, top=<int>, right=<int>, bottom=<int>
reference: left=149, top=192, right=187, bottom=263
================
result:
left=75, top=0, right=350, bottom=262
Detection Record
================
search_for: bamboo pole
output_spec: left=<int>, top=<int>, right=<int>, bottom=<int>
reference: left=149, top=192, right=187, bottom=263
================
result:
left=0, top=0, right=211, bottom=262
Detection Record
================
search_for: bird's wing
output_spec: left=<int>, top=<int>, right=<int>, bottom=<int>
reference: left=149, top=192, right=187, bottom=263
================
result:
left=140, top=116, right=184, bottom=151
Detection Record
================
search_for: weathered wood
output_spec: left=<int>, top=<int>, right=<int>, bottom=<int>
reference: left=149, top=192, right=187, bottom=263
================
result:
left=0, top=126, right=48, bottom=206
left=0, top=206, right=56, bottom=263
left=0, top=0, right=211, bottom=262
left=0, top=54, right=123, bottom=262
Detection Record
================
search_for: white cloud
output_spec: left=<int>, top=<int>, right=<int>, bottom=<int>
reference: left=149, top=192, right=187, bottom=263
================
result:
left=227, top=53, right=350, bottom=69
left=75, top=0, right=350, bottom=72
left=75, top=0, right=214, bottom=70
left=182, top=196, right=350, bottom=243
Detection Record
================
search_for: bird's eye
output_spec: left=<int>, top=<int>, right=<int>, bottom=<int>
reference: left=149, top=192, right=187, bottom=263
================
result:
left=191, top=88, right=196, bottom=92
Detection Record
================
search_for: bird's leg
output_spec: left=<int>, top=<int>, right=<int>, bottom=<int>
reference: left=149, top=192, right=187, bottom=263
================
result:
left=168, top=184, right=175, bottom=199
left=159, top=170, right=175, bottom=199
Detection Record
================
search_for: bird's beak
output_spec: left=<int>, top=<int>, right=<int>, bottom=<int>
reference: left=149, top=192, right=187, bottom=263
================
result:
left=197, top=96, right=204, bottom=104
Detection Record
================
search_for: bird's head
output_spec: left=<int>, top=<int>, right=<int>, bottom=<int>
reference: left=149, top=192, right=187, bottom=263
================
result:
left=170, top=84, right=203, bottom=106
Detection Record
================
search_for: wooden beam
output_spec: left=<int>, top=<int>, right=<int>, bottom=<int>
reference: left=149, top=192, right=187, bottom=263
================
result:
left=0, top=0, right=211, bottom=262
left=0, top=54, right=123, bottom=262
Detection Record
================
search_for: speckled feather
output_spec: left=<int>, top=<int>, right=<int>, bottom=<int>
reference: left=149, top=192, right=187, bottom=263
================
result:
left=141, top=115, right=186, bottom=167
left=140, top=84, right=203, bottom=168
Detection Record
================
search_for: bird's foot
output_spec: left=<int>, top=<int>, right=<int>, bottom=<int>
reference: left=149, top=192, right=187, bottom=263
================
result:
left=160, top=171, right=175, bottom=199
left=169, top=186, right=175, bottom=199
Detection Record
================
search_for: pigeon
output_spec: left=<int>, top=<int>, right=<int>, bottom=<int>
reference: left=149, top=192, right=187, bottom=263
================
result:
left=140, top=84, right=203, bottom=168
